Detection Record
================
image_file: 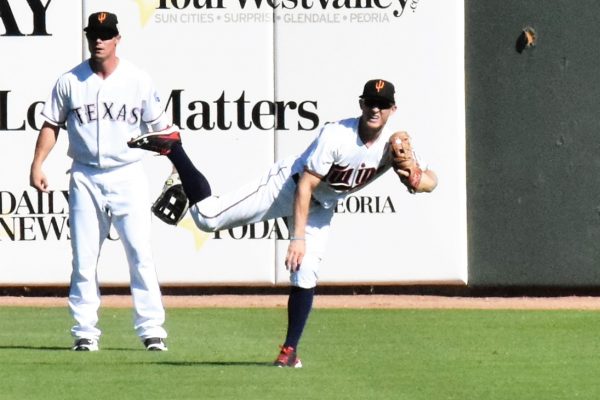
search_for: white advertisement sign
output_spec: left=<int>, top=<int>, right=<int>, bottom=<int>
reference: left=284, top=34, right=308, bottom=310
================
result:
left=0, top=0, right=466, bottom=286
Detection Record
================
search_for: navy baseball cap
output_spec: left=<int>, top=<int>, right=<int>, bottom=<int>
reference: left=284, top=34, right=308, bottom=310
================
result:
left=84, top=11, right=119, bottom=35
left=360, top=79, right=395, bottom=104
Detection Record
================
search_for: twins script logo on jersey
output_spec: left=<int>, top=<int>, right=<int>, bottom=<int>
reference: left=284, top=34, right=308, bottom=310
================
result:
left=325, top=164, right=381, bottom=191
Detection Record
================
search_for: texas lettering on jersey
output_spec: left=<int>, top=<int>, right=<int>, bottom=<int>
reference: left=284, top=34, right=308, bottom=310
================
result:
left=71, top=102, right=142, bottom=126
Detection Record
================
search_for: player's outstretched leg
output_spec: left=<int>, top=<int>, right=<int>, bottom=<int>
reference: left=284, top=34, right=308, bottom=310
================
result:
left=128, top=126, right=211, bottom=205
left=165, top=143, right=211, bottom=205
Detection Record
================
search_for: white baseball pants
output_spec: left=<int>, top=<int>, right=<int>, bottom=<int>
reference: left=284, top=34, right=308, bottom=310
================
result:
left=190, top=158, right=334, bottom=289
left=68, top=161, right=167, bottom=341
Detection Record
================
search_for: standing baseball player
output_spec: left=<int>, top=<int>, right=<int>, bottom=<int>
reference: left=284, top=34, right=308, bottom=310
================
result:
left=128, top=79, right=438, bottom=366
left=29, top=11, right=169, bottom=351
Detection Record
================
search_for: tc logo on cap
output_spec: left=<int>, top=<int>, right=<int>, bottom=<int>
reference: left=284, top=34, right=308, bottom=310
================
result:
left=98, top=12, right=108, bottom=24
left=375, top=80, right=385, bottom=93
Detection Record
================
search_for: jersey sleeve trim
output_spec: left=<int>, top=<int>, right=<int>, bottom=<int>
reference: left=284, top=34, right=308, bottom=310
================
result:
left=303, top=166, right=324, bottom=180
left=142, top=111, right=166, bottom=126
left=40, top=111, right=66, bottom=128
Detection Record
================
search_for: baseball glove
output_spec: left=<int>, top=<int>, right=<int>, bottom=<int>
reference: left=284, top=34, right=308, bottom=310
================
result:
left=151, top=173, right=189, bottom=225
left=389, top=131, right=423, bottom=193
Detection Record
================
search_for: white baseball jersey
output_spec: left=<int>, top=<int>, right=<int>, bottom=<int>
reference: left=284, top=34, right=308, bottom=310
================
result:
left=292, top=117, right=395, bottom=208
left=42, top=58, right=167, bottom=168
left=191, top=116, right=419, bottom=288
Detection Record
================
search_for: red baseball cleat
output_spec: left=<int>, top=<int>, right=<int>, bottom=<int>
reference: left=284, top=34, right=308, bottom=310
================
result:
left=127, top=125, right=181, bottom=155
left=273, top=345, right=302, bottom=368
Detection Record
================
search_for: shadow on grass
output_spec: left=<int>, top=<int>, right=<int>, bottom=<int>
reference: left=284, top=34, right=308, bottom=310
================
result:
left=0, top=345, right=68, bottom=351
left=0, top=346, right=273, bottom=366
left=149, top=361, right=273, bottom=367
left=0, top=345, right=144, bottom=351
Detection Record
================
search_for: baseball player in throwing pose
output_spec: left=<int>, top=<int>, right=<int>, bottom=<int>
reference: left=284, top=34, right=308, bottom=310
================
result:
left=29, top=12, right=169, bottom=351
left=128, top=79, right=438, bottom=366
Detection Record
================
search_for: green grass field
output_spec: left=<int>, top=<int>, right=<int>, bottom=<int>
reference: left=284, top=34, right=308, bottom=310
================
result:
left=1, top=306, right=599, bottom=399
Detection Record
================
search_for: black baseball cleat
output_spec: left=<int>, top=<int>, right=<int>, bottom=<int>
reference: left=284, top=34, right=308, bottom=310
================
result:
left=144, top=337, right=168, bottom=351
left=127, top=125, right=181, bottom=155
left=72, top=338, right=99, bottom=351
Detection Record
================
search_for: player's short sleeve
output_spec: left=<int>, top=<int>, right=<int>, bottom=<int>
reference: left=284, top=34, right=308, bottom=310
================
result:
left=304, top=124, right=338, bottom=178
left=40, top=77, right=69, bottom=127
left=140, top=73, right=168, bottom=130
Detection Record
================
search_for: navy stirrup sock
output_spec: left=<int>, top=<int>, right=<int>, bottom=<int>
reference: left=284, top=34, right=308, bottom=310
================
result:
left=284, top=286, right=315, bottom=349
left=166, top=142, right=212, bottom=204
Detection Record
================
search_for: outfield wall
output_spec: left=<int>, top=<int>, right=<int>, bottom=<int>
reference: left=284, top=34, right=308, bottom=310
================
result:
left=465, top=0, right=600, bottom=287
left=0, top=0, right=466, bottom=286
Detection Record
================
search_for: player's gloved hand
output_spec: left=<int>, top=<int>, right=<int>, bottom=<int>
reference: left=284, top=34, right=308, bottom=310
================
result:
left=285, top=238, right=305, bottom=272
left=389, top=131, right=423, bottom=193
left=151, top=173, right=189, bottom=225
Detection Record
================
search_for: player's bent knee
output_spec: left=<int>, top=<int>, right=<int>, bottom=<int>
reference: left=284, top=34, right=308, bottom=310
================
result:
left=190, top=206, right=220, bottom=232
left=191, top=215, right=218, bottom=232
left=290, top=267, right=319, bottom=289
left=190, top=200, right=228, bottom=232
